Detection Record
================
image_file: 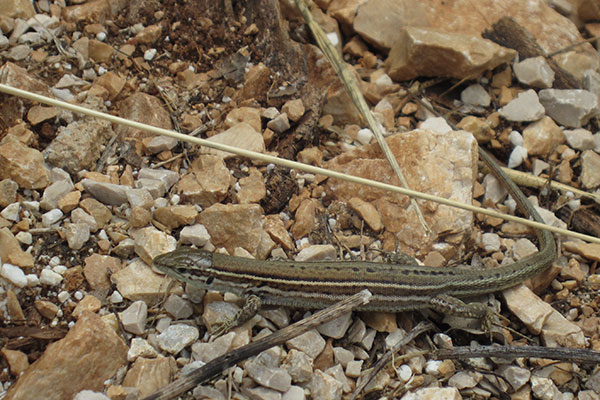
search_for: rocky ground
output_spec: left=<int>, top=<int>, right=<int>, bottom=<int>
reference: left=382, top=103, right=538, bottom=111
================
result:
left=1, top=0, right=600, bottom=399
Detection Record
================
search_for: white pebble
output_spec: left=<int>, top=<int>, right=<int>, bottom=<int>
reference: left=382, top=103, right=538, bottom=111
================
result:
left=49, top=256, right=61, bottom=267
left=110, top=290, right=123, bottom=303
left=507, top=145, right=528, bottom=168
left=42, top=209, right=63, bottom=226
left=96, top=31, right=106, bottom=41
left=567, top=199, right=581, bottom=210
left=1, top=202, right=20, bottom=222
left=144, top=48, right=157, bottom=61
left=74, top=291, right=83, bottom=300
left=53, top=265, right=68, bottom=275
left=21, top=200, right=39, bottom=212
left=40, top=269, right=63, bottom=286
left=326, top=32, right=339, bottom=46
left=26, top=274, right=40, bottom=286
left=98, top=229, right=109, bottom=241
left=15, top=231, right=32, bottom=245
left=504, top=197, right=517, bottom=214
left=1, top=263, right=27, bottom=288
left=170, top=194, right=180, bottom=205
left=356, top=128, right=373, bottom=145
left=508, top=130, right=523, bottom=146
left=57, top=291, right=70, bottom=303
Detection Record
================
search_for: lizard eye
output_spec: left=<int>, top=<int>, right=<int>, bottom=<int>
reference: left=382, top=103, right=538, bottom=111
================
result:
left=206, top=276, right=214, bottom=285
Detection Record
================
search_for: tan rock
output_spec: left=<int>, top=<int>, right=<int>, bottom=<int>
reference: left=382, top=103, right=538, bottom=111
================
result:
left=353, top=0, right=428, bottom=50
left=61, top=0, right=112, bottom=24
left=282, top=99, right=305, bottom=122
left=0, top=62, right=51, bottom=97
left=354, top=0, right=597, bottom=66
left=105, top=385, right=129, bottom=400
left=0, top=123, right=35, bottom=147
left=322, top=81, right=362, bottom=125
left=297, top=147, right=323, bottom=166
left=130, top=206, right=152, bottom=228
left=95, top=71, right=126, bottom=100
left=522, top=116, right=565, bottom=157
left=122, top=356, right=175, bottom=398
left=131, top=226, right=177, bottom=266
left=385, top=27, right=516, bottom=81
left=180, top=113, right=204, bottom=131
left=224, top=107, right=261, bottom=133
left=1, top=348, right=29, bottom=376
left=290, top=198, right=322, bottom=240
left=6, top=289, right=25, bottom=321
left=44, top=109, right=114, bottom=175
left=57, top=191, right=81, bottom=213
left=343, top=35, right=368, bottom=57
left=116, top=92, right=173, bottom=140
left=0, top=0, right=35, bottom=18
left=328, top=0, right=368, bottom=30
left=456, top=116, right=494, bottom=144
left=153, top=205, right=198, bottom=229
left=111, top=259, right=180, bottom=306
left=0, top=179, right=18, bottom=208
left=504, top=284, right=585, bottom=348
left=325, top=130, right=476, bottom=254
left=491, top=67, right=512, bottom=88
left=555, top=50, right=599, bottom=81
left=237, top=63, right=271, bottom=102
left=34, top=300, right=59, bottom=319
left=26, top=106, right=58, bottom=126
left=581, top=150, right=600, bottom=189
left=202, top=123, right=265, bottom=159
left=197, top=203, right=265, bottom=256
left=134, top=24, right=162, bottom=45
left=177, top=155, right=232, bottom=207
left=83, top=253, right=124, bottom=292
left=348, top=197, right=383, bottom=231
left=0, top=227, right=34, bottom=268
left=235, top=167, right=266, bottom=204
left=80, top=197, right=112, bottom=227
left=264, top=214, right=294, bottom=251
left=72, top=294, right=102, bottom=319
left=360, top=311, right=397, bottom=333
left=88, top=39, right=114, bottom=62
left=564, top=241, right=600, bottom=261
left=0, top=141, right=50, bottom=190
left=4, top=312, right=128, bottom=400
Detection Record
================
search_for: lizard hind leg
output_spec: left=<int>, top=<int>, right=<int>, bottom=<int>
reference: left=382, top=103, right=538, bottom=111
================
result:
left=429, top=294, right=496, bottom=338
left=211, top=295, right=262, bottom=338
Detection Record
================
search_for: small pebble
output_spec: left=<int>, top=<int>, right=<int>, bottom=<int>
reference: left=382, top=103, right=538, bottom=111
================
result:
left=1, top=263, right=27, bottom=288
left=110, top=291, right=124, bottom=303
left=40, top=269, right=63, bottom=286
left=42, top=209, right=64, bottom=226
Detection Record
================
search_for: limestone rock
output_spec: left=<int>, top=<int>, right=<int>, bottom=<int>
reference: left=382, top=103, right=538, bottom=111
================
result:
left=0, top=141, right=50, bottom=189
left=197, top=203, right=265, bottom=256
left=4, top=312, right=127, bottom=400
left=325, top=129, right=477, bottom=254
left=385, top=27, right=516, bottom=81
left=513, top=56, right=555, bottom=88
left=499, top=89, right=545, bottom=122
left=202, top=123, right=265, bottom=159
left=522, top=117, right=565, bottom=157
left=538, top=89, right=599, bottom=128
left=116, top=92, right=173, bottom=140
left=353, top=0, right=428, bottom=51
left=45, top=114, right=114, bottom=175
